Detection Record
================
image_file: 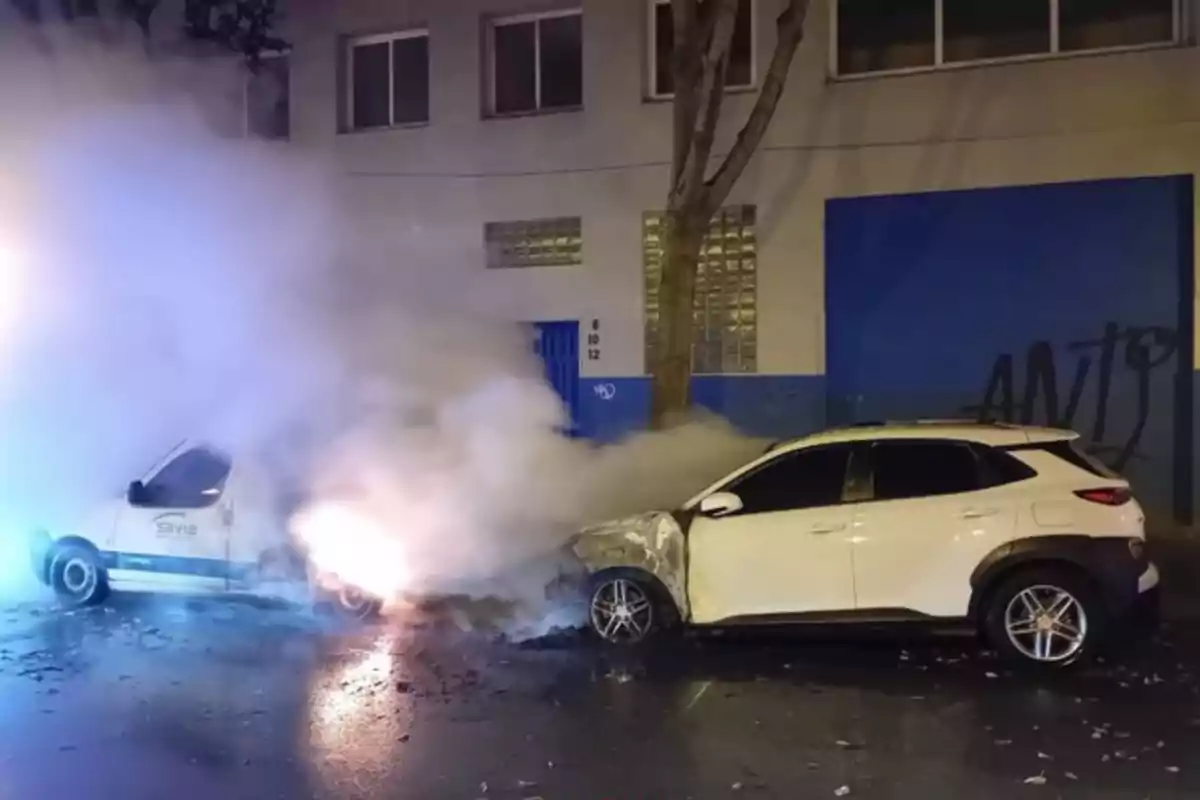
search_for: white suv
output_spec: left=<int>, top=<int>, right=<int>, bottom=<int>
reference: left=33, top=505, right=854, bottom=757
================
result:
left=560, top=421, right=1160, bottom=668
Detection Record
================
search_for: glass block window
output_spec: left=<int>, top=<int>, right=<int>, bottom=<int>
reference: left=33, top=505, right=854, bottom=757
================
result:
left=643, top=205, right=758, bottom=375
left=484, top=217, right=583, bottom=269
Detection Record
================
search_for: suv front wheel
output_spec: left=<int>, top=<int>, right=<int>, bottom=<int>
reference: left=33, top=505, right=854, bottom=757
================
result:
left=983, top=567, right=1104, bottom=668
left=587, top=571, right=673, bottom=645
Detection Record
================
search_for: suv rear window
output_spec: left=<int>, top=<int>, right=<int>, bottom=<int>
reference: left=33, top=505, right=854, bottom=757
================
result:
left=1012, top=439, right=1119, bottom=479
left=972, top=444, right=1038, bottom=487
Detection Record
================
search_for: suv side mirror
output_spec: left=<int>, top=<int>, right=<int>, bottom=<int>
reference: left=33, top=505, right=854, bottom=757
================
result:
left=127, top=480, right=146, bottom=506
left=699, top=491, right=743, bottom=518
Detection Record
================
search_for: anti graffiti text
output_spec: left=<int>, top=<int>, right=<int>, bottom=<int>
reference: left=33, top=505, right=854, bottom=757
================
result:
left=961, top=321, right=1178, bottom=470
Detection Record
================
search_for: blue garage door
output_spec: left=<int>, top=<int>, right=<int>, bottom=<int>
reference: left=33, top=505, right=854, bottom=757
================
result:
left=826, top=176, right=1193, bottom=522
left=532, top=320, right=581, bottom=435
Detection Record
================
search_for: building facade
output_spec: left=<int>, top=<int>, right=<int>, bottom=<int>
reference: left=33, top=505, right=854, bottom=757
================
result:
left=281, top=0, right=1200, bottom=522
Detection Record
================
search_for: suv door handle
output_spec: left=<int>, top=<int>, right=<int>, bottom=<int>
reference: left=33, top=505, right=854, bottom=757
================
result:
left=810, top=522, right=846, bottom=534
left=961, top=508, right=999, bottom=519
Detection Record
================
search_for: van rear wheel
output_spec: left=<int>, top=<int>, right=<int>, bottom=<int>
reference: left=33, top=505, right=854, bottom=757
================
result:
left=50, top=545, right=109, bottom=607
left=335, top=586, right=382, bottom=620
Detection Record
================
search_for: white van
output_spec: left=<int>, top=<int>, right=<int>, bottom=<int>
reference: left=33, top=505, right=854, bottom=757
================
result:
left=26, top=440, right=380, bottom=618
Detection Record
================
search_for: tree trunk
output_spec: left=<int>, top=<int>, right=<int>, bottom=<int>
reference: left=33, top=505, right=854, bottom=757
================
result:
left=650, top=210, right=706, bottom=428
left=648, top=0, right=811, bottom=431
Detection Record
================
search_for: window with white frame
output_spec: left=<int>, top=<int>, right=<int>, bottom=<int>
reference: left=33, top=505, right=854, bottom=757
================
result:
left=485, top=217, right=583, bottom=269
left=245, top=52, right=289, bottom=140
left=61, top=0, right=99, bottom=19
left=834, top=0, right=1179, bottom=78
left=345, top=30, right=430, bottom=130
left=649, top=0, right=755, bottom=98
left=643, top=206, right=758, bottom=375
left=487, top=10, right=583, bottom=116
left=12, top=0, right=97, bottom=21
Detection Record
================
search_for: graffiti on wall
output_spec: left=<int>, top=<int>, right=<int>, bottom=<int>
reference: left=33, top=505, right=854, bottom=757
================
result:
left=960, top=322, right=1178, bottom=470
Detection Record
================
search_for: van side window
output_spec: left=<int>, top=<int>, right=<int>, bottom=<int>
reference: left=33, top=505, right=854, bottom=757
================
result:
left=140, top=447, right=232, bottom=509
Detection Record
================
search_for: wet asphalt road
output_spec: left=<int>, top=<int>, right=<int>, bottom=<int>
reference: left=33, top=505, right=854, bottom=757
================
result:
left=0, top=593, right=1198, bottom=800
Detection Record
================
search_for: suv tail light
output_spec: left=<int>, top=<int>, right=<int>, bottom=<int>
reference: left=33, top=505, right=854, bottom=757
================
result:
left=1074, top=487, right=1132, bottom=506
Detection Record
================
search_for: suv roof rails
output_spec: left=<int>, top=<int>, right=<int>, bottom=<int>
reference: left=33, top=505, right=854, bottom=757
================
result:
left=843, top=418, right=1004, bottom=428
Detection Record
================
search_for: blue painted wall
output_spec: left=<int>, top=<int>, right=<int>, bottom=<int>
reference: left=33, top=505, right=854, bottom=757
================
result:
left=826, top=176, right=1194, bottom=521
left=577, top=376, right=826, bottom=442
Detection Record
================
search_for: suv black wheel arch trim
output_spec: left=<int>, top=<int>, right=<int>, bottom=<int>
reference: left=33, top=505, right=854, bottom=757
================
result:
left=968, top=535, right=1146, bottom=622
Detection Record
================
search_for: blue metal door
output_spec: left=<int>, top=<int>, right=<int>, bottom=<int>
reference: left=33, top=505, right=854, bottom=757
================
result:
left=532, top=320, right=580, bottom=435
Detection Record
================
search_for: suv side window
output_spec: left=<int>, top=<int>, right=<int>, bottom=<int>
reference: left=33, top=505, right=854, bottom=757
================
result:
left=870, top=440, right=980, bottom=501
left=973, top=443, right=1037, bottom=488
left=141, top=447, right=232, bottom=509
left=728, top=445, right=851, bottom=514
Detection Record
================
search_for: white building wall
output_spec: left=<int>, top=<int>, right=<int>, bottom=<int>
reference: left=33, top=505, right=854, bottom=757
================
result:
left=284, top=0, right=1200, bottom=380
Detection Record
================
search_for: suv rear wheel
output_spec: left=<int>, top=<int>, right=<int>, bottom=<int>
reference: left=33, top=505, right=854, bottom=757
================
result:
left=983, top=566, right=1104, bottom=668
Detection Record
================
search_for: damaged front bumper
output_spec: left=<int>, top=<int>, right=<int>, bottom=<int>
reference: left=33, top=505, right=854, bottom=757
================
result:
left=543, top=544, right=590, bottom=604
left=545, top=512, right=691, bottom=621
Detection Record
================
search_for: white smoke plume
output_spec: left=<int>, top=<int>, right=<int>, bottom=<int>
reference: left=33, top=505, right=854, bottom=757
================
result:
left=0, top=20, right=769, bottom=619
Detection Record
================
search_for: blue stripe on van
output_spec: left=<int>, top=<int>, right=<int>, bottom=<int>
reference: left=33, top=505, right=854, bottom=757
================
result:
left=100, top=551, right=258, bottom=581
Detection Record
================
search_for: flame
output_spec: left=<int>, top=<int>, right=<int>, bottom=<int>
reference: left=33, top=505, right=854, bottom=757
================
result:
left=290, top=500, right=411, bottom=600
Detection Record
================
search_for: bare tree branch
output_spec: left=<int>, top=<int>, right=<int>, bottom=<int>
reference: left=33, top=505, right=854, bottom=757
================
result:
left=675, top=0, right=737, bottom=210
left=704, top=0, right=810, bottom=209
left=669, top=0, right=702, bottom=199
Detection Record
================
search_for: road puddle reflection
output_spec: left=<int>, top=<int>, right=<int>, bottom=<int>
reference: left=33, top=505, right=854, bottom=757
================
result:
left=304, top=632, right=415, bottom=793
